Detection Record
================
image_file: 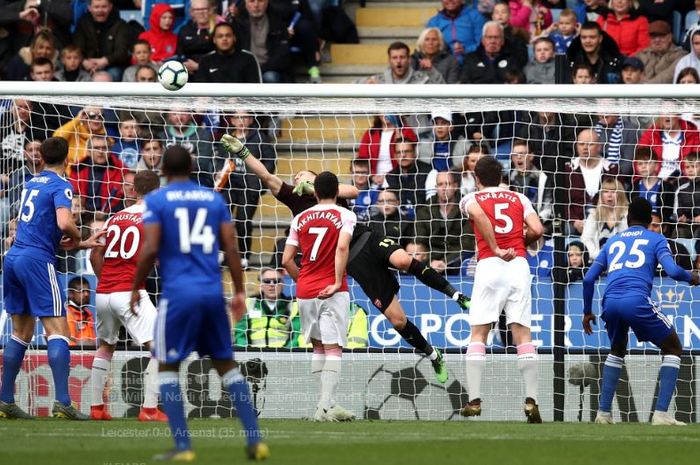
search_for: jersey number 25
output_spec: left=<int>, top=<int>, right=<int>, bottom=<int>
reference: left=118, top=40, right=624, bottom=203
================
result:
left=608, top=239, right=649, bottom=271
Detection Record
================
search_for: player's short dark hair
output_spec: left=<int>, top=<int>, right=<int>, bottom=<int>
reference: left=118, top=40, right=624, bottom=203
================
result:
left=40, top=137, right=69, bottom=165
left=314, top=171, right=339, bottom=200
left=628, top=197, right=653, bottom=227
left=134, top=170, right=160, bottom=196
left=387, top=41, right=410, bottom=55
left=474, top=156, right=503, bottom=187
left=68, top=276, right=90, bottom=291
left=162, top=145, right=192, bottom=177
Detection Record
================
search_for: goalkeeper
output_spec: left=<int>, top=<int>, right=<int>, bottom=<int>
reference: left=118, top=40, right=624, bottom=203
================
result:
left=221, top=135, right=513, bottom=383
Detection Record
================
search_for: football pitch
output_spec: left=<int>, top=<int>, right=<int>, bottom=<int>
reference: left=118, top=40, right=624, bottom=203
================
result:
left=3, top=419, right=700, bottom=465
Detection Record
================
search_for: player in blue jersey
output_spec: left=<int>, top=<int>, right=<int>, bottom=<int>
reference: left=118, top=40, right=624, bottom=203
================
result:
left=0, top=137, right=103, bottom=420
left=130, top=145, right=269, bottom=462
left=582, top=197, right=699, bottom=426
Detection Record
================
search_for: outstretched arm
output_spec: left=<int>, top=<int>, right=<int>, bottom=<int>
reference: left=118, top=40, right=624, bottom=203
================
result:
left=221, top=134, right=283, bottom=196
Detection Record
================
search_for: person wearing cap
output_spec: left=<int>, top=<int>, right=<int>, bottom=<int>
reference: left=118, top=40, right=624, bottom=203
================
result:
left=621, top=56, right=644, bottom=83
left=357, top=41, right=445, bottom=84
left=417, top=110, right=469, bottom=172
left=674, top=25, right=700, bottom=83
left=596, top=0, right=649, bottom=57
left=635, top=20, right=685, bottom=84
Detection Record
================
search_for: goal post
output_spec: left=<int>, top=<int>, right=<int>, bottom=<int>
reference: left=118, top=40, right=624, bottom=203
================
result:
left=1, top=83, right=700, bottom=422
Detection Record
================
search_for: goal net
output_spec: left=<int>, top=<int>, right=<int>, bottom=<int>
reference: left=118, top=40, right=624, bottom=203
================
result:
left=1, top=82, right=700, bottom=423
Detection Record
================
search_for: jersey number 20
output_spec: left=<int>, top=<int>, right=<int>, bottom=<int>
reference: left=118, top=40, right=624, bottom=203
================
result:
left=105, top=225, right=140, bottom=259
left=608, top=239, right=649, bottom=271
left=174, top=207, right=215, bottom=254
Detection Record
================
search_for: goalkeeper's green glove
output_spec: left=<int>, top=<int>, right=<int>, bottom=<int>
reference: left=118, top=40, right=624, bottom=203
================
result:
left=220, top=134, right=252, bottom=160
left=292, top=180, right=315, bottom=196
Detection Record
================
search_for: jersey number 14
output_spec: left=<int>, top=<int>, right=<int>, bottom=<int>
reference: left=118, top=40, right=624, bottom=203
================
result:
left=174, top=207, right=215, bottom=254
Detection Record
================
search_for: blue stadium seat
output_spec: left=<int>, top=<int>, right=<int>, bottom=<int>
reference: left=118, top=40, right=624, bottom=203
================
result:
left=674, top=10, right=684, bottom=44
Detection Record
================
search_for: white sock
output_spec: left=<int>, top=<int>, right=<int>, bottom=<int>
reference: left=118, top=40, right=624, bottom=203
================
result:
left=465, top=342, right=486, bottom=401
left=90, top=355, right=111, bottom=407
left=142, top=357, right=160, bottom=409
left=319, top=353, right=341, bottom=411
left=517, top=343, right=538, bottom=402
left=311, top=349, right=325, bottom=382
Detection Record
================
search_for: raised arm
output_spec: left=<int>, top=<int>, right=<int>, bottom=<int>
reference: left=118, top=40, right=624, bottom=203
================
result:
left=221, top=134, right=283, bottom=196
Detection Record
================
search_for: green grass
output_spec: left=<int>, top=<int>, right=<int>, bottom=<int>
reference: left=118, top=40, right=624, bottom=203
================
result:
left=3, top=418, right=700, bottom=465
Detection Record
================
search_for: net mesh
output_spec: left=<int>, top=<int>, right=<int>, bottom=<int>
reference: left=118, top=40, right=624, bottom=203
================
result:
left=1, top=90, right=700, bottom=423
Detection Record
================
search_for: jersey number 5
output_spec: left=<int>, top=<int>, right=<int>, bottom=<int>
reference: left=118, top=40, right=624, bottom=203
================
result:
left=494, top=203, right=514, bottom=234
left=174, top=207, right=215, bottom=254
left=609, top=239, right=649, bottom=271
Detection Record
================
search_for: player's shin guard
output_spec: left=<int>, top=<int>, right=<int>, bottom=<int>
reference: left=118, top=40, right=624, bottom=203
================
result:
left=222, top=368, right=262, bottom=446
left=47, top=335, right=71, bottom=406
left=517, top=343, right=538, bottom=402
left=0, top=336, right=29, bottom=403
left=311, top=347, right=325, bottom=382
left=143, top=357, right=160, bottom=409
left=407, top=259, right=456, bottom=297
left=159, top=372, right=191, bottom=451
left=656, top=355, right=681, bottom=413
left=397, top=320, right=434, bottom=358
left=320, top=348, right=342, bottom=411
left=465, top=342, right=486, bottom=401
left=90, top=349, right=113, bottom=406
left=599, top=354, right=624, bottom=413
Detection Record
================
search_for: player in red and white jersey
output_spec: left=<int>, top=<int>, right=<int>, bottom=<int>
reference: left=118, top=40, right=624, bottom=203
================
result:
left=459, top=156, right=545, bottom=423
left=88, top=170, right=167, bottom=422
left=282, top=171, right=357, bottom=422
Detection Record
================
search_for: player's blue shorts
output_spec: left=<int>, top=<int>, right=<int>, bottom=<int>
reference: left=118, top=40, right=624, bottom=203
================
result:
left=601, top=295, right=673, bottom=348
left=3, top=253, right=65, bottom=318
left=153, top=288, right=232, bottom=364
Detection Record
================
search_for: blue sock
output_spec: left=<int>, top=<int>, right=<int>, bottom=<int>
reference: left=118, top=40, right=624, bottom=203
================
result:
left=0, top=336, right=29, bottom=403
left=159, top=372, right=191, bottom=451
left=599, top=354, right=624, bottom=413
left=656, top=355, right=681, bottom=412
left=47, top=336, right=71, bottom=406
left=223, top=368, right=261, bottom=446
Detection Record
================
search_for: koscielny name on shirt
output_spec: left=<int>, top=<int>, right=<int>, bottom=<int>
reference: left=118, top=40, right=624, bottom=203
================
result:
left=165, top=190, right=216, bottom=202
left=295, top=211, right=343, bottom=230
left=476, top=191, right=517, bottom=203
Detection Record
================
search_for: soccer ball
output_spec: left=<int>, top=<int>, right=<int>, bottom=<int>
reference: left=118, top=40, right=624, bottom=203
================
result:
left=158, top=61, right=188, bottom=91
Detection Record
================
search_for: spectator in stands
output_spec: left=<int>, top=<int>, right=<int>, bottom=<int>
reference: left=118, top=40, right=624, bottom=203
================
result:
left=509, top=0, right=553, bottom=34
left=110, top=117, right=140, bottom=169
left=648, top=210, right=694, bottom=271
left=508, top=138, right=554, bottom=234
left=141, top=0, right=191, bottom=34
left=674, top=28, right=700, bottom=84
left=54, top=106, right=111, bottom=173
left=359, top=41, right=445, bottom=84
left=135, top=65, right=158, bottom=82
left=459, top=144, right=489, bottom=195
left=369, top=189, right=414, bottom=244
left=594, top=113, right=644, bottom=179
left=113, top=169, right=137, bottom=211
left=639, top=114, right=700, bottom=180
left=637, top=0, right=678, bottom=25
left=136, top=139, right=165, bottom=183
left=5, top=140, right=43, bottom=218
left=348, top=159, right=378, bottom=222
left=491, top=2, right=529, bottom=65
left=525, top=37, right=556, bottom=84
left=65, top=276, right=97, bottom=347
left=3, top=28, right=58, bottom=81
left=195, top=22, right=262, bottom=83
left=411, top=28, right=460, bottom=84
left=160, top=109, right=216, bottom=186
left=460, top=21, right=525, bottom=84
left=621, top=56, right=644, bottom=84
left=666, top=151, right=700, bottom=238
left=581, top=178, right=628, bottom=259
left=55, top=45, right=91, bottom=82
left=177, top=0, right=218, bottom=75
left=635, top=20, right=684, bottom=84
left=564, top=128, right=619, bottom=234
left=74, top=0, right=131, bottom=81
left=214, top=110, right=276, bottom=264
left=631, top=146, right=666, bottom=212
left=122, top=40, right=159, bottom=82
left=0, top=99, right=47, bottom=165
left=518, top=111, right=577, bottom=175
left=93, top=70, right=113, bottom=81
left=233, top=0, right=292, bottom=83
left=566, top=21, right=623, bottom=83
left=384, top=139, right=431, bottom=221
left=541, top=8, right=579, bottom=54
left=417, top=110, right=469, bottom=172
left=29, top=57, right=57, bottom=81
left=405, top=241, right=429, bottom=263
left=426, top=0, right=486, bottom=65
left=562, top=240, right=588, bottom=283
left=571, top=62, right=595, bottom=82
left=415, top=171, right=474, bottom=274
left=356, top=114, right=418, bottom=186
left=70, top=134, right=125, bottom=214
left=677, top=67, right=700, bottom=84
left=138, top=3, right=178, bottom=64
left=596, top=0, right=649, bottom=56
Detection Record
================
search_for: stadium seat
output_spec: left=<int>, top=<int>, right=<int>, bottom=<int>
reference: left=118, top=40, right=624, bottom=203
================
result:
left=120, top=9, right=144, bottom=26
left=674, top=10, right=684, bottom=44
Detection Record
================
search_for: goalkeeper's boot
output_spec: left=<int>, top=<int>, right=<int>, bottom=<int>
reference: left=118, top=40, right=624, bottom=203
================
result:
left=594, top=411, right=614, bottom=424
left=524, top=398, right=542, bottom=424
left=460, top=399, right=482, bottom=417
left=651, top=411, right=687, bottom=426
left=328, top=404, right=356, bottom=421
left=312, top=406, right=337, bottom=422
left=90, top=404, right=113, bottom=420
left=454, top=293, right=471, bottom=311
left=0, top=400, right=34, bottom=419
left=52, top=401, right=90, bottom=420
left=430, top=348, right=448, bottom=384
left=138, top=406, right=168, bottom=422
left=246, top=442, right=271, bottom=461
left=153, top=449, right=196, bottom=462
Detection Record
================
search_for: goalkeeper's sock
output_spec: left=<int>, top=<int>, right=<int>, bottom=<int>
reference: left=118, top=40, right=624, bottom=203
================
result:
left=397, top=320, right=434, bottom=358
left=47, top=335, right=71, bottom=406
left=0, top=336, right=28, bottom=403
left=517, top=343, right=538, bottom=402
left=466, top=342, right=486, bottom=401
left=143, top=357, right=160, bottom=409
left=599, top=354, right=624, bottom=413
left=223, top=368, right=261, bottom=446
left=319, top=348, right=341, bottom=411
left=159, top=372, right=191, bottom=451
left=656, top=355, right=681, bottom=412
left=407, top=259, right=457, bottom=297
left=90, top=349, right=112, bottom=406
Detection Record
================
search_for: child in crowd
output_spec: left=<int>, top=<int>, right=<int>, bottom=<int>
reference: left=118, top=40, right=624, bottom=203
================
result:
left=543, top=8, right=578, bottom=54
left=632, top=147, right=664, bottom=212
left=562, top=240, right=588, bottom=283
left=110, top=117, right=141, bottom=169
left=621, top=57, right=644, bottom=84
left=55, top=45, right=91, bottom=82
left=671, top=151, right=700, bottom=238
left=348, top=159, right=378, bottom=222
left=138, top=3, right=178, bottom=63
left=572, top=63, right=594, bottom=83
left=525, top=37, right=555, bottom=84
left=123, top=40, right=159, bottom=82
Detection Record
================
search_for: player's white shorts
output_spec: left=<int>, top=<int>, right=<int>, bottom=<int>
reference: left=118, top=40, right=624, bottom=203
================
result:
left=95, top=290, right=157, bottom=346
left=298, top=292, right=350, bottom=346
left=469, top=256, right=532, bottom=328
